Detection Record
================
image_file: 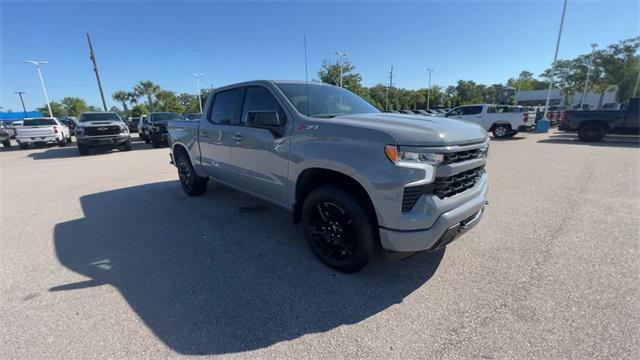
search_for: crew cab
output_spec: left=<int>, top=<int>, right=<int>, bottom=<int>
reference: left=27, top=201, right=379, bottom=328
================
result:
left=559, top=97, right=639, bottom=141
left=168, top=80, right=489, bottom=273
left=15, top=117, right=71, bottom=149
left=446, top=104, right=536, bottom=139
left=75, top=112, right=132, bottom=155
left=140, top=112, right=181, bottom=148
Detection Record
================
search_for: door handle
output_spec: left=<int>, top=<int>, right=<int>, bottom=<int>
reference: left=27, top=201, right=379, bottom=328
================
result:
left=200, top=130, right=209, bottom=138
left=232, top=134, right=244, bottom=143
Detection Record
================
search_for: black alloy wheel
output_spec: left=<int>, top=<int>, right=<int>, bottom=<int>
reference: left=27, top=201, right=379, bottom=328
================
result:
left=308, top=201, right=358, bottom=261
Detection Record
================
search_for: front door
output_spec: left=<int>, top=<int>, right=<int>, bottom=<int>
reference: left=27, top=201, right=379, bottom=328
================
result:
left=229, top=86, right=290, bottom=206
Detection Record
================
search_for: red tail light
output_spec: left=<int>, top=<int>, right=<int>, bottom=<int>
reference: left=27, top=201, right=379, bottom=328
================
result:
left=53, top=126, right=59, bottom=134
left=523, top=113, right=529, bottom=122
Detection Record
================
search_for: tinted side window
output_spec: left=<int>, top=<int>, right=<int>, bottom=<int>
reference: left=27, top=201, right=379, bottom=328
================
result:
left=448, top=108, right=462, bottom=116
left=463, top=106, right=483, bottom=115
left=241, top=87, right=285, bottom=125
left=487, top=106, right=496, bottom=114
left=209, top=89, right=242, bottom=125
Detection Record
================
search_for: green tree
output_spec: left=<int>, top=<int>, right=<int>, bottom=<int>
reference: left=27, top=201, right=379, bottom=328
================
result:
left=131, top=103, right=149, bottom=117
left=317, top=59, right=363, bottom=90
left=134, top=80, right=161, bottom=111
left=112, top=91, right=130, bottom=115
left=37, top=102, right=66, bottom=117
left=60, top=97, right=88, bottom=117
left=155, top=90, right=185, bottom=113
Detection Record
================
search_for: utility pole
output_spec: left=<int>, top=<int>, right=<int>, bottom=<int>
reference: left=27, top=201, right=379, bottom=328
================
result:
left=580, top=43, right=598, bottom=108
left=87, top=33, right=108, bottom=111
left=191, top=73, right=205, bottom=113
left=25, top=60, right=53, bottom=117
left=386, top=65, right=394, bottom=111
left=426, top=68, right=434, bottom=110
left=335, top=51, right=348, bottom=88
left=540, top=0, right=568, bottom=132
left=14, top=92, right=28, bottom=118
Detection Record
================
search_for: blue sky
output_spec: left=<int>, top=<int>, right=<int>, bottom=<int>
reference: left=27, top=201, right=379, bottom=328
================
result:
left=1, top=0, right=638, bottom=111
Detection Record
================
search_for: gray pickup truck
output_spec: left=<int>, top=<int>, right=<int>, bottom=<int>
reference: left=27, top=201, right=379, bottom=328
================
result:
left=168, top=81, right=489, bottom=272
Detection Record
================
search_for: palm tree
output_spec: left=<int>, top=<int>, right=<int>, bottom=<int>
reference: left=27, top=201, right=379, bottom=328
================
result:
left=134, top=81, right=160, bottom=111
left=112, top=91, right=129, bottom=114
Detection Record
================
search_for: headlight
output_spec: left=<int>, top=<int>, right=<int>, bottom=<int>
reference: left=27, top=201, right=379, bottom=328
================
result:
left=75, top=127, right=85, bottom=135
left=385, top=145, right=443, bottom=186
left=120, top=125, right=129, bottom=133
left=384, top=145, right=443, bottom=165
left=151, top=125, right=160, bottom=132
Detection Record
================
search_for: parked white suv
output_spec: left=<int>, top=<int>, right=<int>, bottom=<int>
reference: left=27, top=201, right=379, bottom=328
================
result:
left=446, top=104, right=536, bottom=139
left=15, top=117, right=71, bottom=149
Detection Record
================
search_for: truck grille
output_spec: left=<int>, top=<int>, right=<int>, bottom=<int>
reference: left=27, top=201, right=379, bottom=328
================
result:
left=84, top=125, right=120, bottom=136
left=432, top=166, right=485, bottom=199
left=442, top=148, right=483, bottom=164
left=401, top=166, right=485, bottom=212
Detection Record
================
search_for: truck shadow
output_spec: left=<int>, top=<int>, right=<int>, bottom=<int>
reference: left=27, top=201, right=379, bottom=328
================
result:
left=28, top=141, right=158, bottom=160
left=51, top=181, right=444, bottom=355
left=537, top=133, right=640, bottom=148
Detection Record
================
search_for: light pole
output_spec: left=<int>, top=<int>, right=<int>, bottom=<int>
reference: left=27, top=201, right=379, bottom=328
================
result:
left=335, top=51, right=348, bottom=88
left=580, top=43, right=598, bottom=108
left=25, top=60, right=53, bottom=117
left=14, top=91, right=28, bottom=118
left=191, top=73, right=205, bottom=113
left=426, top=68, right=434, bottom=110
left=539, top=0, right=568, bottom=133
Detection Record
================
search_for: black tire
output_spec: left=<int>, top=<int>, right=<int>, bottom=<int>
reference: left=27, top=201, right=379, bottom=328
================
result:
left=19, top=142, right=28, bottom=150
left=122, top=140, right=132, bottom=151
left=58, top=137, right=67, bottom=147
left=151, top=135, right=160, bottom=148
left=302, top=184, right=379, bottom=273
left=78, top=144, right=90, bottom=156
left=66, top=136, right=72, bottom=144
left=492, top=124, right=512, bottom=139
left=144, top=133, right=151, bottom=144
left=578, top=123, right=606, bottom=142
left=2, top=139, right=10, bottom=148
left=176, top=152, right=207, bottom=196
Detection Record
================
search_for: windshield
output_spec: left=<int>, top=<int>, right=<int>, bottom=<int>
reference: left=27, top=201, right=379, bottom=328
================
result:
left=23, top=118, right=57, bottom=126
left=150, top=113, right=182, bottom=122
left=79, top=113, right=121, bottom=122
left=276, top=83, right=380, bottom=118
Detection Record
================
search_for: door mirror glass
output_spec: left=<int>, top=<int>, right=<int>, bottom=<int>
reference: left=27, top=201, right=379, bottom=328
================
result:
left=247, top=111, right=282, bottom=128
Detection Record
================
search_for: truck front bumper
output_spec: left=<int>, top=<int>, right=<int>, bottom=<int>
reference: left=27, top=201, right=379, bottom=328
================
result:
left=379, top=178, right=488, bottom=252
left=77, top=135, right=130, bottom=147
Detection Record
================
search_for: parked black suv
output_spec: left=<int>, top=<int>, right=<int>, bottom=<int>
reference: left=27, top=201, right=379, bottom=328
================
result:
left=140, top=112, right=182, bottom=148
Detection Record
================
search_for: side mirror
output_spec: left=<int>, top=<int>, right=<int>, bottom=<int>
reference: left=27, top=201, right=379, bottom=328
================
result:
left=247, top=111, right=285, bottom=137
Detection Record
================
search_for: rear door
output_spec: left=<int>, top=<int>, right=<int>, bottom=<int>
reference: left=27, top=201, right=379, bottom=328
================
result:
left=198, top=88, right=243, bottom=183
left=229, top=86, right=290, bottom=206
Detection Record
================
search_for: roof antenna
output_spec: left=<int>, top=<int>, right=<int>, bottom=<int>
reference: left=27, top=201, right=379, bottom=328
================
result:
left=304, top=35, right=310, bottom=117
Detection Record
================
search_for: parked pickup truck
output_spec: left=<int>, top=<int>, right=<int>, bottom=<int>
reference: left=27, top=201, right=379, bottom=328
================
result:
left=168, top=80, right=489, bottom=272
left=0, top=124, right=12, bottom=147
left=140, top=112, right=181, bottom=148
left=446, top=104, right=536, bottom=139
left=75, top=112, right=131, bottom=155
left=559, top=97, right=639, bottom=141
left=15, top=117, right=71, bottom=149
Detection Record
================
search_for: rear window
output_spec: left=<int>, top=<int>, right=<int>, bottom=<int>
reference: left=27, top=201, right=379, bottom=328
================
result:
left=23, top=118, right=57, bottom=126
left=150, top=113, right=182, bottom=122
left=79, top=113, right=121, bottom=122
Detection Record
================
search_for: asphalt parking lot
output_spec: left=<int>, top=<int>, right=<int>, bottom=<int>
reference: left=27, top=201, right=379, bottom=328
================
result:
left=1, top=131, right=638, bottom=359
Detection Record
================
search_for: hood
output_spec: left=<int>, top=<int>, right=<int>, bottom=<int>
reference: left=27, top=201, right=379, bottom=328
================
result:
left=330, top=113, right=488, bottom=146
left=77, top=120, right=124, bottom=127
